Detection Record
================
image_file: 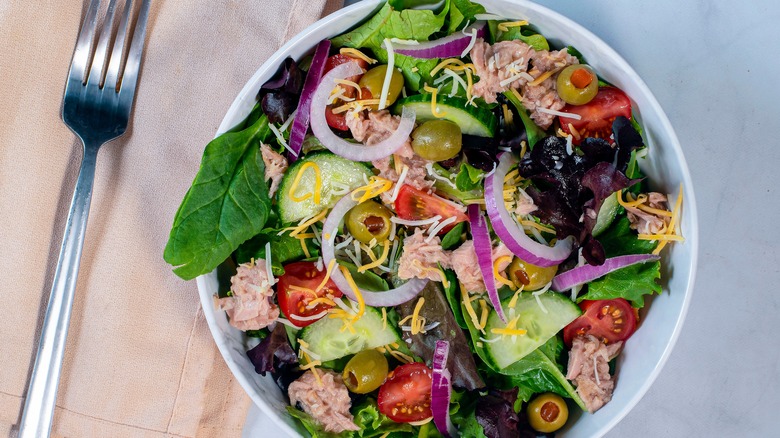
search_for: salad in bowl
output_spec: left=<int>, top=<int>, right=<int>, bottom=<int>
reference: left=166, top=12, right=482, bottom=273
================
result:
left=164, top=0, right=695, bottom=436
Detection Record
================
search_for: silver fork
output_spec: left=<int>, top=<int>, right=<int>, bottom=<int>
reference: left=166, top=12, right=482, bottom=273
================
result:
left=18, top=1, right=150, bottom=436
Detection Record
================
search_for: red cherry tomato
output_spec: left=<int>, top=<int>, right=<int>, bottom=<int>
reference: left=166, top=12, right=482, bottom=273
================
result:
left=377, top=363, right=433, bottom=423
left=563, top=298, right=638, bottom=346
left=276, top=261, right=343, bottom=327
left=393, top=185, right=468, bottom=234
left=323, top=54, right=369, bottom=131
left=559, top=87, right=632, bottom=144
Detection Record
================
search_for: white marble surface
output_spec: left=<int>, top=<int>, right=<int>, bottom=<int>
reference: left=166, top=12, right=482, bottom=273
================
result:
left=245, top=0, right=780, bottom=436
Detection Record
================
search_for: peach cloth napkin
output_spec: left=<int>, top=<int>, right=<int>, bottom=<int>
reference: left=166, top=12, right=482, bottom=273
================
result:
left=0, top=0, right=343, bottom=436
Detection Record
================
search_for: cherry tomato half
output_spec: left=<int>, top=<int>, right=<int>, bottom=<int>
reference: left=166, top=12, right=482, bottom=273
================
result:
left=393, top=185, right=468, bottom=234
left=323, top=54, right=369, bottom=131
left=559, top=87, right=632, bottom=144
left=563, top=298, right=638, bottom=346
left=276, top=261, right=343, bottom=327
left=377, top=363, right=433, bottom=423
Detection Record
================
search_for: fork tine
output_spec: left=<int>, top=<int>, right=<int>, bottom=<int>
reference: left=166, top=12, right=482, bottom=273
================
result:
left=86, top=0, right=119, bottom=88
left=66, top=0, right=102, bottom=87
left=104, top=0, right=133, bottom=91
left=118, top=0, right=150, bottom=99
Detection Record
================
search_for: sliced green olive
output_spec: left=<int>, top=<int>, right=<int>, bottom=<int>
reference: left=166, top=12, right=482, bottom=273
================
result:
left=508, top=257, right=558, bottom=291
left=342, top=349, right=389, bottom=394
left=556, top=65, right=599, bottom=105
left=358, top=65, right=405, bottom=108
left=411, top=120, right=462, bottom=161
left=527, top=393, right=569, bottom=433
left=345, top=201, right=393, bottom=244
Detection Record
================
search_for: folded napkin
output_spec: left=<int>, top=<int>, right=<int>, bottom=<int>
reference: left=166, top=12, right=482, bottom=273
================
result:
left=0, top=0, right=343, bottom=436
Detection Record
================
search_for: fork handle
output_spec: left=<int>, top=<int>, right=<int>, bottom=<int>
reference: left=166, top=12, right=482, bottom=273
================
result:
left=19, top=141, right=100, bottom=438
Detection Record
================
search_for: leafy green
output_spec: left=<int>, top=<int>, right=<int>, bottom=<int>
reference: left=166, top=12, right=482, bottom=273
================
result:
left=581, top=261, right=662, bottom=308
left=353, top=399, right=415, bottom=437
left=498, top=26, right=550, bottom=51
left=447, top=0, right=487, bottom=33
left=441, top=222, right=466, bottom=250
left=164, top=115, right=273, bottom=280
left=598, top=216, right=658, bottom=257
left=499, top=337, right=586, bottom=410
left=455, top=162, right=484, bottom=192
left=342, top=262, right=391, bottom=292
left=579, top=216, right=662, bottom=307
left=442, top=269, right=466, bottom=328
left=331, top=2, right=450, bottom=50
left=566, top=45, right=586, bottom=63
left=234, top=229, right=318, bottom=276
left=374, top=49, right=440, bottom=92
left=430, top=164, right=483, bottom=202
left=503, top=90, right=545, bottom=149
left=287, top=406, right=348, bottom=438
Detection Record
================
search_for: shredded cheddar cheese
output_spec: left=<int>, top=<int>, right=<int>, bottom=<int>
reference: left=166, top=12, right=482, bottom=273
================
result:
left=651, top=184, right=684, bottom=254
left=508, top=284, right=525, bottom=309
left=410, top=297, right=426, bottom=335
left=287, top=162, right=322, bottom=204
left=339, top=48, right=377, bottom=64
left=462, top=286, right=485, bottom=334
left=351, top=176, right=393, bottom=204
left=423, top=84, right=447, bottom=118
left=493, top=255, right=515, bottom=288
left=382, top=307, right=388, bottom=331
left=490, top=314, right=527, bottom=337
left=528, top=67, right=563, bottom=87
left=431, top=58, right=466, bottom=77
left=478, top=299, right=489, bottom=331
left=358, top=241, right=391, bottom=273
left=340, top=266, right=366, bottom=323
left=497, top=20, right=529, bottom=32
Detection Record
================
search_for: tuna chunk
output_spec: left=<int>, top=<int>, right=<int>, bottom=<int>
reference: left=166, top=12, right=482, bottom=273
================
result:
left=566, top=335, right=623, bottom=413
left=288, top=370, right=360, bottom=433
left=626, top=192, right=670, bottom=234
left=260, top=143, right=288, bottom=197
left=397, top=228, right=452, bottom=282
left=451, top=240, right=513, bottom=294
left=470, top=38, right=535, bottom=104
left=346, top=108, right=408, bottom=147
left=216, top=261, right=279, bottom=331
left=522, top=48, right=579, bottom=129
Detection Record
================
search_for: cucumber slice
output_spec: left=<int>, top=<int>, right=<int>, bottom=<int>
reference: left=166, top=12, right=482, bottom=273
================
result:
left=277, top=151, right=372, bottom=223
left=393, top=94, right=498, bottom=137
left=484, top=293, right=581, bottom=369
left=592, top=192, right=619, bottom=237
left=299, top=306, right=401, bottom=362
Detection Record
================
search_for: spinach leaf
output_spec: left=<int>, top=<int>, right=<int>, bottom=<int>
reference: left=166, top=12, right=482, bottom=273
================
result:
left=164, top=115, right=273, bottom=280
left=442, top=269, right=467, bottom=328
left=599, top=216, right=658, bottom=257
left=430, top=164, right=483, bottom=202
left=234, top=229, right=318, bottom=276
left=287, top=407, right=349, bottom=438
left=455, top=162, right=484, bottom=192
left=502, top=91, right=545, bottom=149
left=373, top=49, right=440, bottom=92
left=342, top=261, right=391, bottom=292
left=500, top=337, right=586, bottom=411
left=441, top=222, right=466, bottom=250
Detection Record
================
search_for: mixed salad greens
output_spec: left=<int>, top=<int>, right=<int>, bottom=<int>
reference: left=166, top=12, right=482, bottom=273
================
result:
left=164, top=1, right=685, bottom=436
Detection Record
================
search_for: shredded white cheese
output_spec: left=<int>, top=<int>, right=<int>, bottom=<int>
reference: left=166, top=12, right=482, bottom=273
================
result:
left=389, top=165, right=409, bottom=203
left=388, top=238, right=400, bottom=270
left=390, top=38, right=420, bottom=45
left=426, top=216, right=458, bottom=242
left=536, top=107, right=583, bottom=119
left=461, top=28, right=478, bottom=58
left=268, top=124, right=295, bottom=156
left=425, top=163, right=458, bottom=189
left=264, top=242, right=275, bottom=285
left=390, top=215, right=442, bottom=227
left=379, top=39, right=395, bottom=110
left=290, top=310, right=329, bottom=322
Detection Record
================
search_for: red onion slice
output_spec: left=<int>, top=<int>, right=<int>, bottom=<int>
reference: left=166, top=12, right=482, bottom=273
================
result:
left=395, top=22, right=487, bottom=59
left=485, top=152, right=574, bottom=267
left=288, top=39, right=330, bottom=161
left=321, top=193, right=428, bottom=306
left=431, top=340, right=457, bottom=438
left=468, top=204, right=507, bottom=323
left=551, top=254, right=660, bottom=292
left=310, top=62, right=416, bottom=162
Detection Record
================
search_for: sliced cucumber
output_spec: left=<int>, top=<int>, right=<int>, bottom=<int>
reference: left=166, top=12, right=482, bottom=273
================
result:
left=393, top=94, right=498, bottom=137
left=299, top=305, right=401, bottom=362
left=592, top=191, right=619, bottom=237
left=277, top=151, right=372, bottom=223
left=484, top=293, right=581, bottom=369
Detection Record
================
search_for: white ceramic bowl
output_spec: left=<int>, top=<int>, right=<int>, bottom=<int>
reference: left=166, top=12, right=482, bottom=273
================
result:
left=196, top=1, right=699, bottom=436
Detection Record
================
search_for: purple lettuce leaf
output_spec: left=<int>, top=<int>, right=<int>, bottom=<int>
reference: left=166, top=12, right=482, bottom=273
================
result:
left=246, top=323, right=297, bottom=376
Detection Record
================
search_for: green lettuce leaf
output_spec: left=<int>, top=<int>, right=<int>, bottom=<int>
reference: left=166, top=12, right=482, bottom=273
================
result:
left=581, top=260, right=662, bottom=308
left=234, top=229, right=318, bottom=276
left=496, top=25, right=550, bottom=51
left=447, top=0, right=487, bottom=33
left=287, top=406, right=349, bottom=438
left=455, top=162, right=484, bottom=192
left=164, top=115, right=273, bottom=280
left=373, top=49, right=440, bottom=92
left=503, top=90, right=545, bottom=149
left=579, top=216, right=662, bottom=307
left=440, top=222, right=466, bottom=250
left=352, top=399, right=415, bottom=437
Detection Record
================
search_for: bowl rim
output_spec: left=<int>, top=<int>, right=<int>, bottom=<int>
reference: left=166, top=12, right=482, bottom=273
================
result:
left=201, top=1, right=699, bottom=436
